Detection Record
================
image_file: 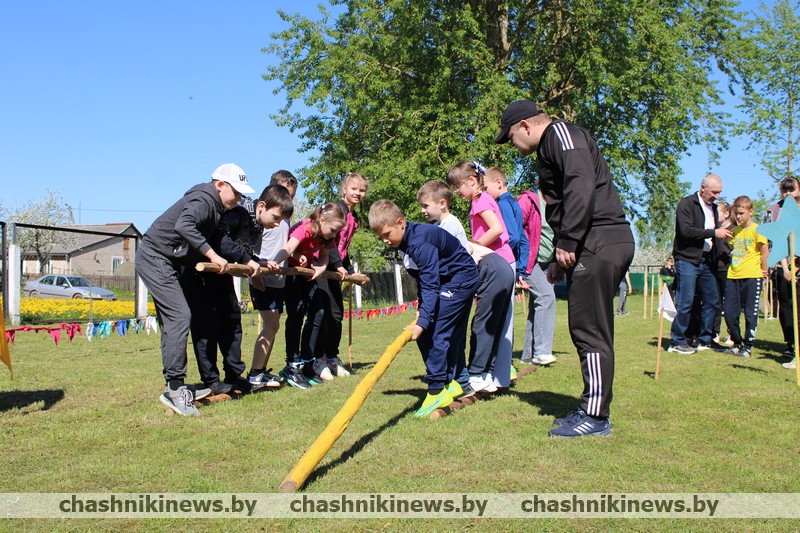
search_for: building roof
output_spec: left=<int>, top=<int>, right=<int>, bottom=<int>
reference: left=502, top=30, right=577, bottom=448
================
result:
left=22, top=223, right=142, bottom=257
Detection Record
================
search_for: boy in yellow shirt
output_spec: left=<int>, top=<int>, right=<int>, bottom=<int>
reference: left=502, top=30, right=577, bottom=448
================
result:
left=723, top=196, right=769, bottom=358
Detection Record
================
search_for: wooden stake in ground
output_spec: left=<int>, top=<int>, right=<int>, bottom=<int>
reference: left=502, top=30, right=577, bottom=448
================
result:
left=279, top=322, right=415, bottom=493
left=655, top=307, right=665, bottom=381
left=348, top=282, right=354, bottom=369
left=650, top=273, right=657, bottom=318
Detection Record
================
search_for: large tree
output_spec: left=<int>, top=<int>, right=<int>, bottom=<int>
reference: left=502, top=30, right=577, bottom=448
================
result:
left=264, top=0, right=744, bottom=245
left=734, top=0, right=800, bottom=183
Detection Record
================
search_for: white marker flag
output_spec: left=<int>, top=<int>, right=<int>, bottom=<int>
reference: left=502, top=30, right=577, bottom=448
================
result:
left=657, top=285, right=677, bottom=322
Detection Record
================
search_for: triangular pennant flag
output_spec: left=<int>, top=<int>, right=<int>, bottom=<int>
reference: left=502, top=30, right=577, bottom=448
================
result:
left=0, top=312, right=13, bottom=379
left=657, top=284, right=677, bottom=322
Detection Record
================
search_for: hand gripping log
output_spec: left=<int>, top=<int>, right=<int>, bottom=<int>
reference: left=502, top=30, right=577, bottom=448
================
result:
left=194, top=262, right=370, bottom=285
left=278, top=322, right=415, bottom=493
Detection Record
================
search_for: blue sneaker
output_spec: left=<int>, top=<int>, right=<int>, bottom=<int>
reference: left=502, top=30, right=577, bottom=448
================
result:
left=549, top=413, right=611, bottom=438
left=280, top=364, right=312, bottom=390
left=553, top=408, right=586, bottom=427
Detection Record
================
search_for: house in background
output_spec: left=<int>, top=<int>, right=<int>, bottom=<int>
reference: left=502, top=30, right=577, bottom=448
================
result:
left=21, top=223, right=142, bottom=277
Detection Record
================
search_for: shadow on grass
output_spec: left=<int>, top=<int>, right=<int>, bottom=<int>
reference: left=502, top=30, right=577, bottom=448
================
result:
left=730, top=364, right=769, bottom=374
left=0, top=389, right=65, bottom=414
left=303, top=392, right=419, bottom=489
left=754, top=338, right=793, bottom=363
left=512, top=390, right=580, bottom=419
left=348, top=361, right=374, bottom=372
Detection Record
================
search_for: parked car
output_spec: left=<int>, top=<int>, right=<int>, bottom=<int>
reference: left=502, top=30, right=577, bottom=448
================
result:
left=23, top=275, right=117, bottom=300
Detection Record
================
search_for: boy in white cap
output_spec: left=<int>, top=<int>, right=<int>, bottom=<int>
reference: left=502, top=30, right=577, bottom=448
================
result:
left=135, top=163, right=256, bottom=416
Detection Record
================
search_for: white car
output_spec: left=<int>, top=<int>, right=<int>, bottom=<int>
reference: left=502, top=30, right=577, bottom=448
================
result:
left=23, top=275, right=117, bottom=300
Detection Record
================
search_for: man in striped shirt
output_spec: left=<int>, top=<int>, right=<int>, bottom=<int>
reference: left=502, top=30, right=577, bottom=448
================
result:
left=496, top=100, right=634, bottom=438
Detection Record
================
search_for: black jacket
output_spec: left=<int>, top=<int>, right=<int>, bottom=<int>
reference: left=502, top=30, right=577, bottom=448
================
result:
left=536, top=120, right=632, bottom=254
left=672, top=192, right=719, bottom=265
left=141, top=182, right=225, bottom=264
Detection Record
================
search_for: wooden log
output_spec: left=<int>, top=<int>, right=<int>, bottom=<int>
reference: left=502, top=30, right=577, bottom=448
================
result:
left=194, top=262, right=370, bottom=285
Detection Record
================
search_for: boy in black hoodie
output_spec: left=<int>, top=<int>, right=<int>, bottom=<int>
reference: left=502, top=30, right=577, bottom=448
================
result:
left=135, top=163, right=255, bottom=416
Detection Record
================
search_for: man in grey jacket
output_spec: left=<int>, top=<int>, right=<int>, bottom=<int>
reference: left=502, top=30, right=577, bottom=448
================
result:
left=135, top=163, right=255, bottom=416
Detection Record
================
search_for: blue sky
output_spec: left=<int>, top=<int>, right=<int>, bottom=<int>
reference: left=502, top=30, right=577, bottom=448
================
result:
left=1, top=1, right=771, bottom=233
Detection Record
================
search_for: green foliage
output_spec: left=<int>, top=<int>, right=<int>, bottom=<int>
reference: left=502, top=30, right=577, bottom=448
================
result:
left=734, top=0, right=800, bottom=182
left=264, top=0, right=746, bottom=246
left=347, top=227, right=389, bottom=271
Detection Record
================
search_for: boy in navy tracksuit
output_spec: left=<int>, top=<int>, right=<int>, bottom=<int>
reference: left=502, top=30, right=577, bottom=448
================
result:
left=368, top=199, right=480, bottom=417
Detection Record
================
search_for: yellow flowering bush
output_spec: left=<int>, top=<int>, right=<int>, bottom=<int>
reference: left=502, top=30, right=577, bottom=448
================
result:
left=20, top=298, right=156, bottom=324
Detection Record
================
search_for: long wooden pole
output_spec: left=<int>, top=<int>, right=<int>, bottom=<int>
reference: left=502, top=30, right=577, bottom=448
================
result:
left=348, top=283, right=354, bottom=369
left=655, top=306, right=665, bottom=381
left=279, top=322, right=415, bottom=493
left=195, top=262, right=369, bottom=285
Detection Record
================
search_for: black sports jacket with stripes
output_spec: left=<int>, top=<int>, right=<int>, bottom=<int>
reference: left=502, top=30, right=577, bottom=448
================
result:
left=535, top=120, right=631, bottom=254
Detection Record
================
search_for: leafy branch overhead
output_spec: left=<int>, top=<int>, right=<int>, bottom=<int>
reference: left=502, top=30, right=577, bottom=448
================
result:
left=264, top=0, right=748, bottom=246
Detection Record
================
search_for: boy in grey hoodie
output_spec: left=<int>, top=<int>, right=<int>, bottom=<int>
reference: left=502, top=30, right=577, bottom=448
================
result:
left=135, top=163, right=255, bottom=416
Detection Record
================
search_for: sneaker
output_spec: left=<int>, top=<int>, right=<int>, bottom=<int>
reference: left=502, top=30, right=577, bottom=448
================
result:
left=300, top=360, right=327, bottom=385
left=735, top=347, right=752, bottom=358
left=481, top=372, right=498, bottom=393
left=696, top=342, right=726, bottom=352
left=160, top=385, right=200, bottom=417
left=225, top=375, right=253, bottom=393
left=668, top=344, right=696, bottom=354
left=782, top=344, right=794, bottom=357
left=326, top=356, right=351, bottom=377
left=782, top=358, right=797, bottom=369
left=553, top=408, right=586, bottom=428
left=446, top=380, right=463, bottom=398
left=248, top=369, right=282, bottom=389
left=721, top=337, right=735, bottom=348
left=189, top=385, right=212, bottom=401
left=312, top=358, right=335, bottom=382
left=725, top=345, right=741, bottom=356
left=519, top=355, right=533, bottom=365
left=510, top=364, right=518, bottom=381
left=549, top=413, right=611, bottom=438
left=280, top=364, right=312, bottom=390
left=459, top=383, right=476, bottom=399
left=531, top=353, right=557, bottom=365
left=446, top=380, right=475, bottom=399
left=208, top=380, right=233, bottom=396
left=415, top=389, right=454, bottom=417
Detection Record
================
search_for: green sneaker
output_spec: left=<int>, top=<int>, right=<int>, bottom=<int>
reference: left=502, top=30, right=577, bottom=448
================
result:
left=510, top=364, right=518, bottom=381
left=446, top=380, right=463, bottom=398
left=415, top=389, right=454, bottom=417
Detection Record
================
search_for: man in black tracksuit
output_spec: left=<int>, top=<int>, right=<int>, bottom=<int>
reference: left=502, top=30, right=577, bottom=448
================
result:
left=496, top=100, right=634, bottom=438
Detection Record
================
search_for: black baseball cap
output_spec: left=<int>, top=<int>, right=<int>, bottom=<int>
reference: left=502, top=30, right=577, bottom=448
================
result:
left=494, top=100, right=544, bottom=144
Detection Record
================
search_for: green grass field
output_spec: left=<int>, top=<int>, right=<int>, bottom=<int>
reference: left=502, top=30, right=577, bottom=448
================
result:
left=2, top=294, right=799, bottom=531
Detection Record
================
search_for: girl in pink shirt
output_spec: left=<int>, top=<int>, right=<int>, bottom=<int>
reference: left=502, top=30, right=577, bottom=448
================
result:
left=447, top=161, right=516, bottom=388
left=265, top=203, right=345, bottom=389
left=321, top=172, right=370, bottom=378
left=446, top=162, right=515, bottom=263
